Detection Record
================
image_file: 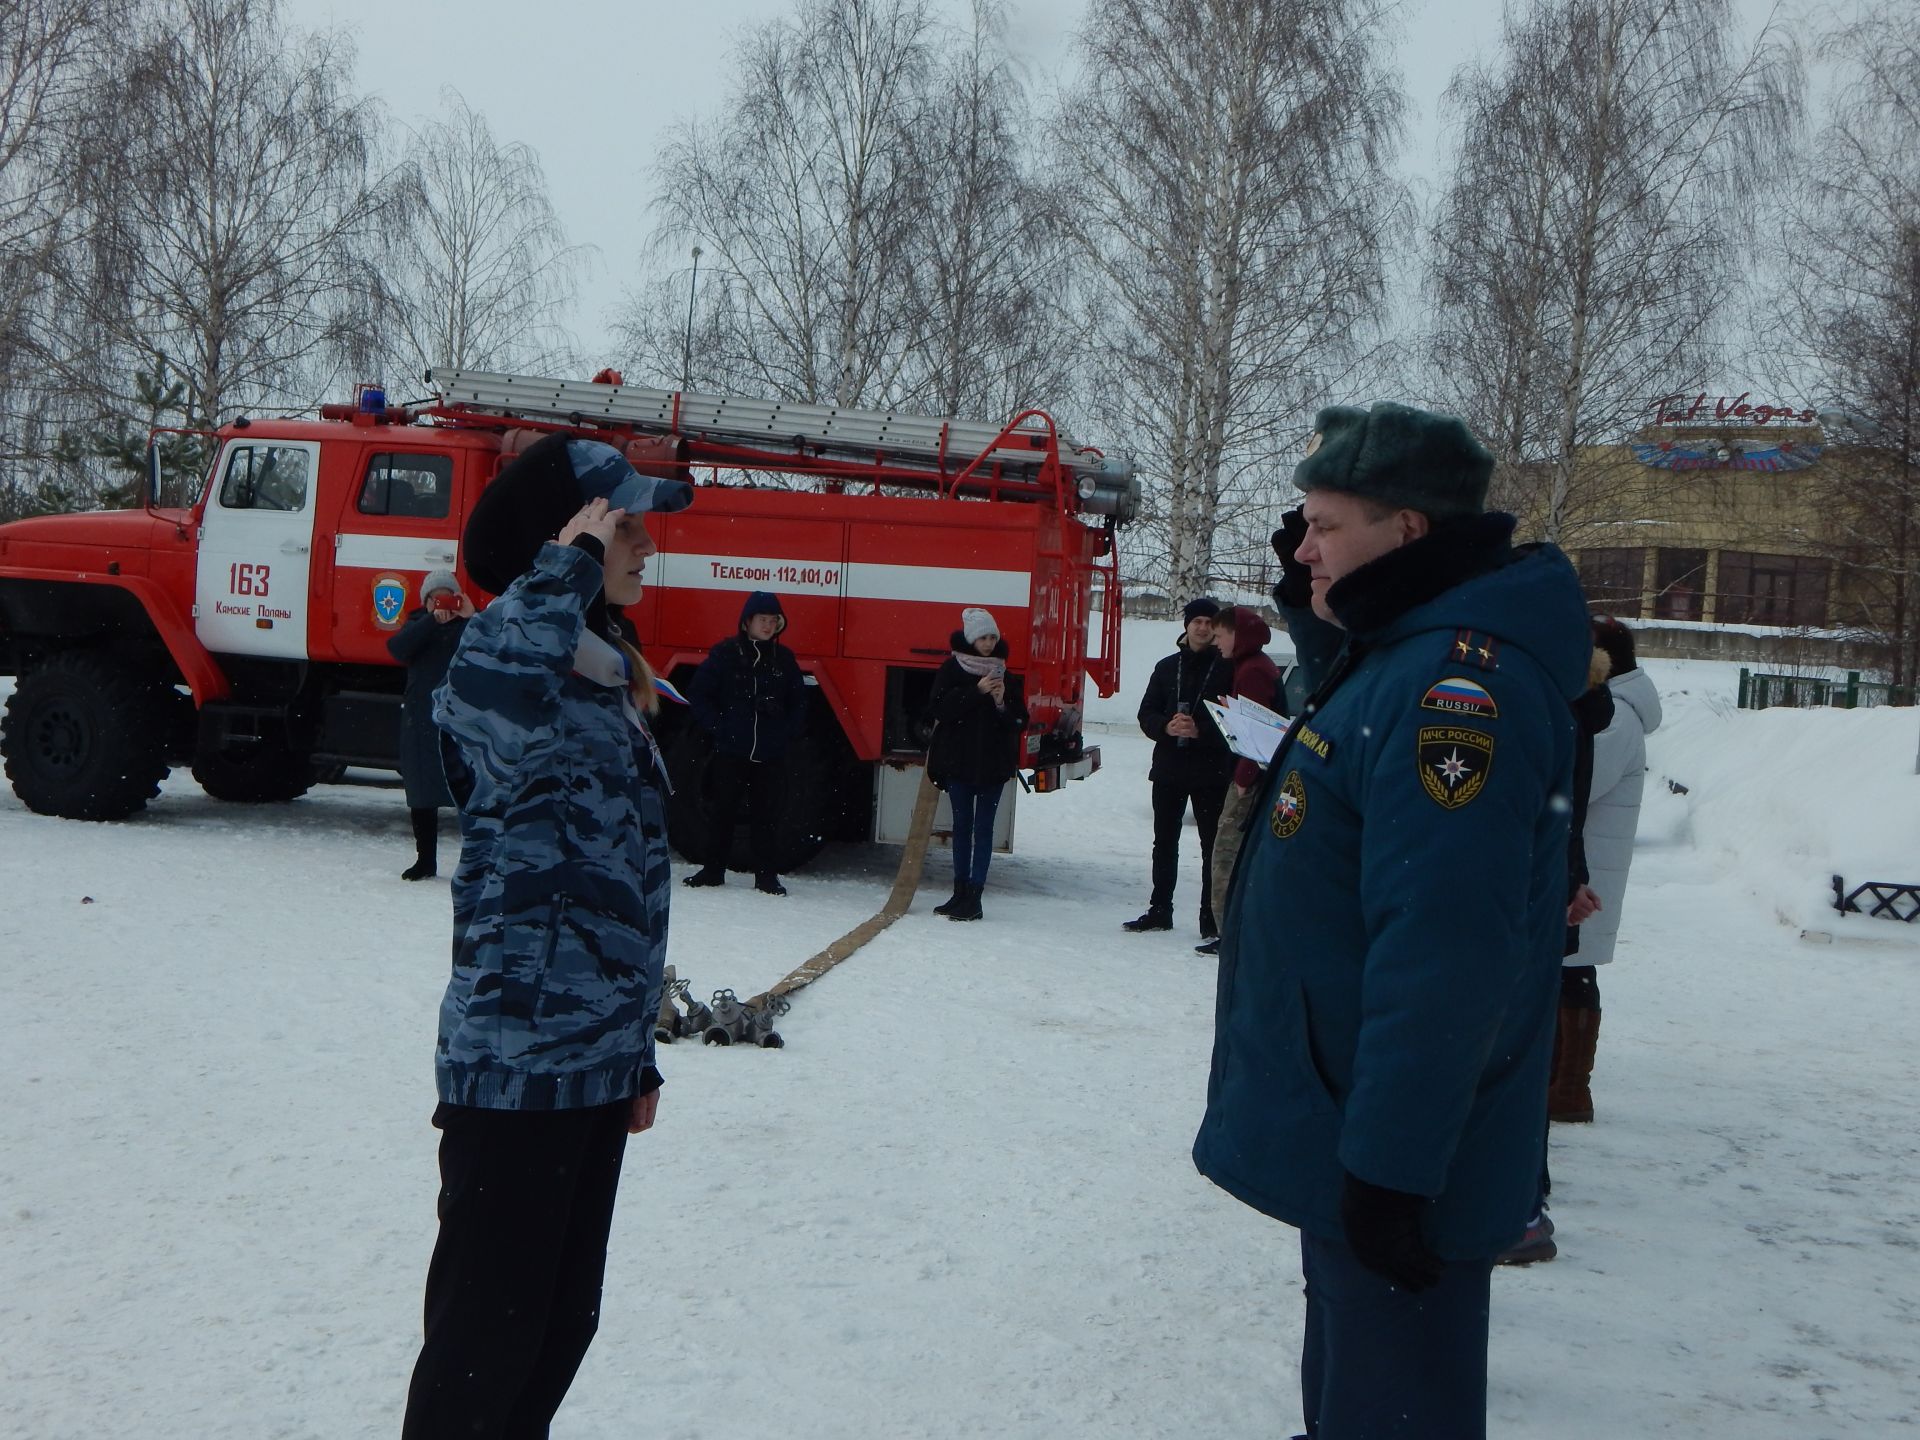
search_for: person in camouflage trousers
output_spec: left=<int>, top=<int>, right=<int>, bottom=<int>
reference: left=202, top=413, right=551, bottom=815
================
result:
left=402, top=433, right=691, bottom=1440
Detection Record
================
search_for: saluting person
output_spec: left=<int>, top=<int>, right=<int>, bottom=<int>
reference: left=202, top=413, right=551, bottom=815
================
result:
left=403, top=435, right=691, bottom=1440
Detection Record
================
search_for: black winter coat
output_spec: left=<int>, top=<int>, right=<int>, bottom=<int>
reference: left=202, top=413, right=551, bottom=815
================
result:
left=926, top=633, right=1029, bottom=788
left=690, top=635, right=809, bottom=762
left=1137, top=636, right=1234, bottom=786
left=387, top=608, right=467, bottom=808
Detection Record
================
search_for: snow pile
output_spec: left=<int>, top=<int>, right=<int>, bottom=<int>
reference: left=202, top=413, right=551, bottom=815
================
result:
left=1636, top=659, right=1920, bottom=941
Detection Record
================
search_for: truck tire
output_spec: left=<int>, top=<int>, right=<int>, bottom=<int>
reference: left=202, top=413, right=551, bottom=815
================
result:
left=1, top=652, right=173, bottom=820
left=192, top=740, right=316, bottom=804
left=665, top=733, right=831, bottom=873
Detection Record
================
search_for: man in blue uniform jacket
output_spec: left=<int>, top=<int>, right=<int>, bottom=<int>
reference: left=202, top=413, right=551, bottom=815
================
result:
left=1192, top=402, right=1592, bottom=1440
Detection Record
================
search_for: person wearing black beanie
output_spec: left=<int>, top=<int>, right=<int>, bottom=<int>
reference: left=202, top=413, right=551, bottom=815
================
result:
left=1123, top=596, right=1234, bottom=935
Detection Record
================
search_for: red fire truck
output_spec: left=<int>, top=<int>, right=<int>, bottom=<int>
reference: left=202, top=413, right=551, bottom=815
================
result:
left=0, top=369, right=1134, bottom=868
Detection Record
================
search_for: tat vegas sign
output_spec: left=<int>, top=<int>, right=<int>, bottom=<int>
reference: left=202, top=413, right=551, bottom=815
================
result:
left=1653, top=392, right=1818, bottom=427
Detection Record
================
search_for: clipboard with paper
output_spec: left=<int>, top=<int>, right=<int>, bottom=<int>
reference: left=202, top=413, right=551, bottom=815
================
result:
left=1202, top=694, right=1290, bottom=765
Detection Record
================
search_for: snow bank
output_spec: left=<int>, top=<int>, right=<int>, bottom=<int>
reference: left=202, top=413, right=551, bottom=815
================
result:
left=1636, top=661, right=1920, bottom=943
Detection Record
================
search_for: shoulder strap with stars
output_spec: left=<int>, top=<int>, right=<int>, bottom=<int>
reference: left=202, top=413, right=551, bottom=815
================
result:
left=1448, top=629, right=1500, bottom=671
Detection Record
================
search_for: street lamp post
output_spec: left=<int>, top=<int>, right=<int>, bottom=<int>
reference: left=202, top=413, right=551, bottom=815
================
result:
left=682, top=246, right=702, bottom=394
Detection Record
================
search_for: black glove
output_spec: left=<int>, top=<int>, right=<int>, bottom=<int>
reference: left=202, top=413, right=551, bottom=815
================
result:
left=1271, top=507, right=1312, bottom=609
left=1339, top=1172, right=1444, bottom=1293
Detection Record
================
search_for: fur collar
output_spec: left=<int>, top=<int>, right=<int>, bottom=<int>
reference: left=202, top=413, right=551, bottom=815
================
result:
left=1326, top=512, right=1517, bottom=638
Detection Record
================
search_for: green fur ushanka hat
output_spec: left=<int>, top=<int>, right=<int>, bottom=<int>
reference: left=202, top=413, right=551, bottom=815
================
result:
left=1292, top=402, right=1493, bottom=520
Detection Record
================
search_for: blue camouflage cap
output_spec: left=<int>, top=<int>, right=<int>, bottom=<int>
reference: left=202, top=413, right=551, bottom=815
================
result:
left=565, top=439, right=692, bottom=515
left=465, top=432, right=695, bottom=596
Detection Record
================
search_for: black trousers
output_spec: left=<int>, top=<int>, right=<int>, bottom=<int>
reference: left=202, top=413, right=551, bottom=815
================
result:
left=1300, top=1230, right=1494, bottom=1439
left=707, top=751, right=788, bottom=873
left=1149, top=773, right=1228, bottom=916
left=402, top=1101, right=631, bottom=1440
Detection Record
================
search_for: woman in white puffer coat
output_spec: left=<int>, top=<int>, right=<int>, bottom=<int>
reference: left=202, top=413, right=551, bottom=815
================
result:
left=1553, top=617, right=1662, bottom=1122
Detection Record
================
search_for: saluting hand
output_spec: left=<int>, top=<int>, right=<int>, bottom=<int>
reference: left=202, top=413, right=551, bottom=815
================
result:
left=558, top=496, right=626, bottom=551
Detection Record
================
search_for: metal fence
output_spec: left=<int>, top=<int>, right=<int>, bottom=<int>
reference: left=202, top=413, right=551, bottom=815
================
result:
left=1737, top=669, right=1917, bottom=710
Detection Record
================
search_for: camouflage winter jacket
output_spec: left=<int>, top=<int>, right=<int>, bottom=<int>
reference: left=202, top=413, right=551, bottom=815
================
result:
left=431, top=542, right=671, bottom=1110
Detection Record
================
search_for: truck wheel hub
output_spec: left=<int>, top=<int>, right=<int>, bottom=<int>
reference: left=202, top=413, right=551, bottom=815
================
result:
left=30, top=704, right=88, bottom=773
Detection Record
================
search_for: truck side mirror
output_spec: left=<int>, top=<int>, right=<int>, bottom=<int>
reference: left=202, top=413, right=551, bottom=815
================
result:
left=146, top=440, right=163, bottom=507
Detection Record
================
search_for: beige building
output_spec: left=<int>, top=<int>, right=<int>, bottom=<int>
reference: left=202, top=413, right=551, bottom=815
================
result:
left=1535, top=406, right=1887, bottom=660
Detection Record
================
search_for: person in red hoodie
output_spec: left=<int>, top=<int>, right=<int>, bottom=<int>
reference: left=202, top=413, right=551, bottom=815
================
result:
left=1197, top=605, right=1283, bottom=956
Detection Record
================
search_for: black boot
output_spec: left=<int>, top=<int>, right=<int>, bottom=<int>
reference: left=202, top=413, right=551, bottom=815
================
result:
left=401, top=807, right=437, bottom=881
left=933, top=878, right=967, bottom=916
left=1122, top=905, right=1173, bottom=932
left=1198, top=906, right=1218, bottom=940
left=683, top=865, right=726, bottom=888
left=948, top=884, right=983, bottom=922
left=754, top=872, right=788, bottom=896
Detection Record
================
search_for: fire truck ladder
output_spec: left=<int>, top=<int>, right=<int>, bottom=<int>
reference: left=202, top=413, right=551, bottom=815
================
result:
left=423, top=367, right=1139, bottom=523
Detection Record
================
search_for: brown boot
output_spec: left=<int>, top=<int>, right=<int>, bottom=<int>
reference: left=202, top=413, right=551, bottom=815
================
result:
left=1548, top=1006, right=1601, bottom=1122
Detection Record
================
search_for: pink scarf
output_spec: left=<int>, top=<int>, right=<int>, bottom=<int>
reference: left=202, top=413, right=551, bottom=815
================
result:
left=952, top=650, right=1006, bottom=680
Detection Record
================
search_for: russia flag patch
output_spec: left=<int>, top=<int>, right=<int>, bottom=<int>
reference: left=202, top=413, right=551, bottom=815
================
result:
left=1419, top=676, right=1500, bottom=718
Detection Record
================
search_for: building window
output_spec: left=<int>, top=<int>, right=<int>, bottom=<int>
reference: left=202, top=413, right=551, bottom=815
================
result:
left=358, top=453, right=454, bottom=519
left=1652, top=548, right=1708, bottom=622
left=1576, top=548, right=1645, bottom=613
left=1717, top=552, right=1830, bottom=628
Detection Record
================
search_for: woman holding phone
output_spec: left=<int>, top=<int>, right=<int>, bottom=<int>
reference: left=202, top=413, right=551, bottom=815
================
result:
left=385, top=570, right=474, bottom=880
left=925, top=606, right=1028, bottom=922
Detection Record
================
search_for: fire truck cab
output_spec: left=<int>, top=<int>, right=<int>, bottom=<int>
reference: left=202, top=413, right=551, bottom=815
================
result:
left=0, top=370, right=1134, bottom=868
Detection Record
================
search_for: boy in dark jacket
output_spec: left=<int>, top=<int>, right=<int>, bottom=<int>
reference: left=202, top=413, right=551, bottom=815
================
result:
left=1125, top=598, right=1235, bottom=935
left=685, top=591, right=809, bottom=895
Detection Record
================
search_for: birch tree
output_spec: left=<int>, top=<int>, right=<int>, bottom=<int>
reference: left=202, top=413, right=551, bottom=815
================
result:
left=633, top=0, right=937, bottom=408
left=904, top=0, right=1075, bottom=421
left=1054, top=0, right=1405, bottom=603
left=77, top=0, right=390, bottom=428
left=0, top=0, right=122, bottom=518
left=375, top=90, right=585, bottom=381
left=1777, top=3, right=1920, bottom=682
left=1426, top=0, right=1798, bottom=545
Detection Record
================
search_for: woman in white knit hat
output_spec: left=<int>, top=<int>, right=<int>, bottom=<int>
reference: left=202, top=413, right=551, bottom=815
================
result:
left=924, top=606, right=1027, bottom=921
left=385, top=569, right=473, bottom=878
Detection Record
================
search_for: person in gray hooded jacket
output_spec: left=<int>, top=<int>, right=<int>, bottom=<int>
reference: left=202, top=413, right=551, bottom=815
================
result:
left=402, top=433, right=691, bottom=1440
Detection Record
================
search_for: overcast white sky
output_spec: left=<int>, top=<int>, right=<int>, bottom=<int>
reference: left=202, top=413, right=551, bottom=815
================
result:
left=291, top=0, right=1792, bottom=372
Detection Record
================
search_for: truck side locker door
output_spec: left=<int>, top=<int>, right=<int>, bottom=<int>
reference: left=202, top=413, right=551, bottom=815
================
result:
left=195, top=438, right=321, bottom=659
left=648, top=501, right=846, bottom=664
left=841, top=518, right=1034, bottom=668
left=330, top=447, right=463, bottom=663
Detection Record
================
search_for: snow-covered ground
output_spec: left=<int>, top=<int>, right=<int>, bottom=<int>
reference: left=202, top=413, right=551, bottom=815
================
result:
left=5, top=631, right=1920, bottom=1439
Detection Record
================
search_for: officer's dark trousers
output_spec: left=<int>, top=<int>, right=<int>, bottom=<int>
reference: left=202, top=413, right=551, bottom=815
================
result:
left=1148, top=774, right=1227, bottom=915
left=707, top=752, right=788, bottom=873
left=403, top=1100, right=630, bottom=1440
left=1298, top=1230, right=1494, bottom=1440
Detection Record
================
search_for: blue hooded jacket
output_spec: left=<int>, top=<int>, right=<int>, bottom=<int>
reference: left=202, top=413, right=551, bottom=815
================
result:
left=689, top=591, right=809, bottom=762
left=1192, top=515, right=1591, bottom=1259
